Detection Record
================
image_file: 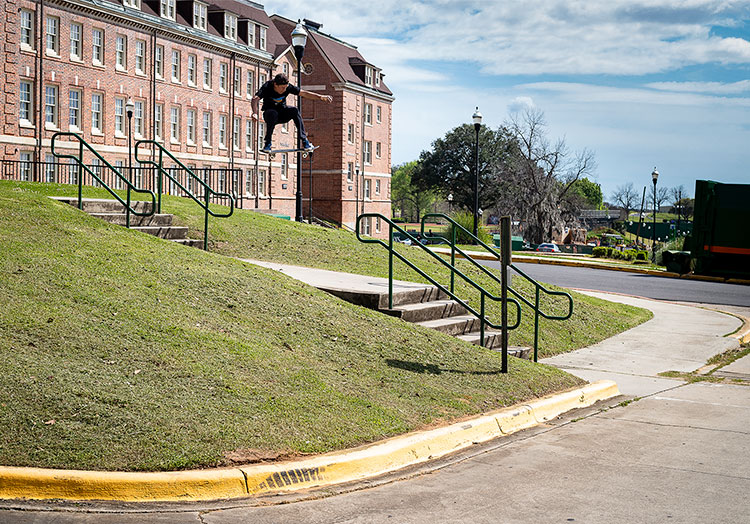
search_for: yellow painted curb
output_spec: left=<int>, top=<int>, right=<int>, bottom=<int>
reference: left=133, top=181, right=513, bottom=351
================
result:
left=0, top=380, right=619, bottom=502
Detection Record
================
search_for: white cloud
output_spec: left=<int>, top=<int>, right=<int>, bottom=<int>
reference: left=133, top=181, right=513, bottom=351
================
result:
left=507, top=96, right=536, bottom=114
left=646, top=79, right=750, bottom=94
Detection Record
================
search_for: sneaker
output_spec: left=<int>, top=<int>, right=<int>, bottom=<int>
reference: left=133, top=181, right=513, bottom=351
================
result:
left=302, top=140, right=314, bottom=151
left=261, top=142, right=272, bottom=153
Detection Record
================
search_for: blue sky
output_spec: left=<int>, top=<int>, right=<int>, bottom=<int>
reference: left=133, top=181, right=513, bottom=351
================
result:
left=264, top=0, right=750, bottom=201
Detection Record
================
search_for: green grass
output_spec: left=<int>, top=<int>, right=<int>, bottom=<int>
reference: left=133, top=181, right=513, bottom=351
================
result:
left=1, top=181, right=650, bottom=472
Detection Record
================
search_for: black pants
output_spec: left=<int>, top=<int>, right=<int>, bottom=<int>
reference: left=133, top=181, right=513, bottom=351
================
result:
left=263, top=106, right=307, bottom=145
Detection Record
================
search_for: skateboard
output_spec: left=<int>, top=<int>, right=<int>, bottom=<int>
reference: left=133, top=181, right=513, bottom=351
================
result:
left=264, top=145, right=319, bottom=158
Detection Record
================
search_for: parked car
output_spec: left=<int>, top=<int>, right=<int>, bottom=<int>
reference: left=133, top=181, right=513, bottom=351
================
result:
left=536, top=243, right=561, bottom=253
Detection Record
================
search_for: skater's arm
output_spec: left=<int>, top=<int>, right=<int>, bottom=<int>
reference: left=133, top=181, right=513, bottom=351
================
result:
left=251, top=95, right=260, bottom=120
left=300, top=90, right=333, bottom=103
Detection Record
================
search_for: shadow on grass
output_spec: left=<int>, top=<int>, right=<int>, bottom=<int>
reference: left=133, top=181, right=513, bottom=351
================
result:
left=386, top=359, right=501, bottom=375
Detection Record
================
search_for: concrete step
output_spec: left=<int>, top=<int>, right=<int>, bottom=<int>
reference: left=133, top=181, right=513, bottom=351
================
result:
left=381, top=286, right=450, bottom=309
left=171, top=238, right=205, bottom=248
left=382, top=299, right=468, bottom=322
left=89, top=213, right=174, bottom=227
left=52, top=197, right=154, bottom=214
left=456, top=332, right=532, bottom=358
left=131, top=226, right=189, bottom=240
left=416, top=315, right=480, bottom=336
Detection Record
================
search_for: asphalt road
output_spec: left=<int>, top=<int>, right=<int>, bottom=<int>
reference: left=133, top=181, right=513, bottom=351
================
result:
left=481, top=260, right=750, bottom=307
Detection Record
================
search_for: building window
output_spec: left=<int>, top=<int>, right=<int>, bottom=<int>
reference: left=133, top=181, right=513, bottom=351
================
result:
left=135, top=40, right=146, bottom=74
left=123, top=0, right=140, bottom=8
left=376, top=216, right=381, bottom=233
left=364, top=179, right=371, bottom=199
left=115, top=97, right=125, bottom=135
left=259, top=26, right=267, bottom=50
left=19, top=81, right=33, bottom=124
left=70, top=23, right=82, bottom=60
left=245, top=120, right=253, bottom=151
left=245, top=168, right=254, bottom=195
left=347, top=162, right=353, bottom=182
left=45, top=154, right=55, bottom=183
left=170, top=107, right=180, bottom=142
left=186, top=109, right=196, bottom=144
left=257, top=122, right=265, bottom=149
left=219, top=63, right=228, bottom=92
left=281, top=153, right=288, bottom=180
left=364, top=103, right=372, bottom=125
left=259, top=72, right=267, bottom=87
left=187, top=54, right=196, bottom=85
left=258, top=169, right=266, bottom=196
left=91, top=93, right=102, bottom=133
left=375, top=179, right=381, bottom=194
left=154, top=104, right=163, bottom=140
left=134, top=101, right=144, bottom=137
left=247, top=22, right=256, bottom=47
left=347, top=123, right=354, bottom=143
left=69, top=89, right=81, bottom=130
left=45, top=85, right=58, bottom=127
left=283, top=63, right=289, bottom=76
left=92, top=29, right=103, bottom=65
left=364, top=66, right=373, bottom=86
left=376, top=106, right=382, bottom=123
left=202, top=111, right=211, bottom=145
left=203, top=58, right=212, bottom=88
left=160, top=0, right=175, bottom=20
left=234, top=67, right=241, bottom=96
left=20, top=10, right=34, bottom=49
left=246, top=71, right=254, bottom=98
left=193, top=2, right=207, bottom=30
left=364, top=140, right=372, bottom=164
left=155, top=45, right=164, bottom=79
left=376, top=142, right=381, bottom=159
left=19, top=152, right=32, bottom=181
left=46, top=16, right=59, bottom=55
left=115, top=36, right=127, bottom=70
left=218, top=114, right=226, bottom=147
left=171, top=50, right=181, bottom=82
left=224, top=13, right=237, bottom=40
left=233, top=117, right=241, bottom=149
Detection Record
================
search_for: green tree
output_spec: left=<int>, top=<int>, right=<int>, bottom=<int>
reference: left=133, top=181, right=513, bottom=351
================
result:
left=412, top=124, right=517, bottom=213
left=570, top=177, right=604, bottom=209
left=391, top=161, right=437, bottom=222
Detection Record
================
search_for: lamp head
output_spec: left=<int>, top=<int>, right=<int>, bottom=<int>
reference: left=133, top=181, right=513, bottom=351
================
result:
left=125, top=98, right=135, bottom=118
left=291, top=20, right=307, bottom=60
left=472, top=106, right=482, bottom=128
left=651, top=167, right=659, bottom=184
left=447, top=193, right=453, bottom=202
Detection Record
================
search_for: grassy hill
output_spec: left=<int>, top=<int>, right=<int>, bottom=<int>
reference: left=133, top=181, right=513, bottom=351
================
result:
left=0, top=181, right=648, bottom=472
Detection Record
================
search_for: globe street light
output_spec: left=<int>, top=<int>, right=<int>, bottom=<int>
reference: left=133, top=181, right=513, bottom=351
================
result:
left=125, top=98, right=135, bottom=183
left=291, top=20, right=308, bottom=222
left=651, top=167, right=659, bottom=263
left=472, top=107, right=482, bottom=241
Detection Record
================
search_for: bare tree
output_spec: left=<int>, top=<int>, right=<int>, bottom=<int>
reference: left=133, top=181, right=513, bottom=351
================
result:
left=611, top=182, right=639, bottom=217
left=501, top=108, right=596, bottom=244
left=649, top=184, right=670, bottom=213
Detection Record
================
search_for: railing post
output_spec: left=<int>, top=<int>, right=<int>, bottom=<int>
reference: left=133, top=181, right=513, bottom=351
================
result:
left=534, top=287, right=541, bottom=363
left=480, top=293, right=486, bottom=347
left=500, top=215, right=511, bottom=373
left=388, top=222, right=393, bottom=310
left=450, top=223, right=456, bottom=294
left=204, top=184, right=210, bottom=251
left=157, top=148, right=163, bottom=214
left=77, top=140, right=84, bottom=210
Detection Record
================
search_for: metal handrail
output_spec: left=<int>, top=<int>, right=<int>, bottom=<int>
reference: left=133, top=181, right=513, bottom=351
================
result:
left=50, top=132, right=156, bottom=227
left=135, top=140, right=234, bottom=250
left=356, top=213, right=521, bottom=350
left=420, top=213, right=574, bottom=362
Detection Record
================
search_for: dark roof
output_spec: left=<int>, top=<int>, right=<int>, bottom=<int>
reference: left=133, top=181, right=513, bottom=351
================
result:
left=272, top=16, right=392, bottom=97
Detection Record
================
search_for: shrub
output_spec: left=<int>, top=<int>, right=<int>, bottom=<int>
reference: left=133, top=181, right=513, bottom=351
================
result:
left=592, top=246, right=607, bottom=258
left=636, top=251, right=647, bottom=261
left=450, top=210, right=492, bottom=245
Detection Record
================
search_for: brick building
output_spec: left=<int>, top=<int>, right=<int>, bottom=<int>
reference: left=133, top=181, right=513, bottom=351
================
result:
left=0, top=0, right=392, bottom=234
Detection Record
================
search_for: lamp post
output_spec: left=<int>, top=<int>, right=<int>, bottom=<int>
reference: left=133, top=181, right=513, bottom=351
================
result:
left=651, top=167, right=659, bottom=263
left=291, top=20, right=307, bottom=222
left=472, top=107, right=482, bottom=241
left=447, top=193, right=453, bottom=213
left=355, top=162, right=360, bottom=223
left=125, top=98, right=135, bottom=228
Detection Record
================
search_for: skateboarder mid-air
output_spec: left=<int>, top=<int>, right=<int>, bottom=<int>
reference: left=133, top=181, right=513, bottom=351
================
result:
left=251, top=73, right=332, bottom=153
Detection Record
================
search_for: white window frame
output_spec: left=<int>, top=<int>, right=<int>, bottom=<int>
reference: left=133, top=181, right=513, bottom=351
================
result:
left=376, top=105, right=382, bottom=123
left=46, top=16, right=59, bottom=56
left=202, top=111, right=211, bottom=146
left=347, top=123, right=354, bottom=143
left=44, top=84, right=58, bottom=129
left=364, top=178, right=371, bottom=200
left=258, top=122, right=265, bottom=149
left=154, top=103, right=163, bottom=141
left=218, top=114, right=227, bottom=148
left=160, top=0, right=175, bottom=20
left=375, top=178, right=381, bottom=195
left=376, top=141, right=382, bottom=159
left=203, top=58, right=212, bottom=89
left=224, top=13, right=237, bottom=41
left=187, top=54, right=197, bottom=85
left=92, top=28, right=103, bottom=65
left=247, top=22, right=256, bottom=47
left=246, top=70, right=254, bottom=98
left=364, top=140, right=372, bottom=165
left=20, top=9, right=34, bottom=50
left=186, top=109, right=196, bottom=144
left=281, top=153, right=288, bottom=180
left=219, top=62, right=228, bottom=93
left=135, top=40, right=146, bottom=75
left=20, top=152, right=33, bottom=181
left=364, top=103, right=372, bottom=125
left=91, top=92, right=103, bottom=134
left=347, top=162, right=353, bottom=183
left=70, top=23, right=82, bottom=61
left=364, top=66, right=373, bottom=86
left=155, top=45, right=164, bottom=79
left=115, top=35, right=127, bottom=71
left=69, top=89, right=81, bottom=130
left=134, top=100, right=144, bottom=138
left=259, top=26, right=266, bottom=50
left=258, top=169, right=266, bottom=196
left=171, top=50, right=181, bottom=83
left=245, top=168, right=254, bottom=196
left=233, top=116, right=241, bottom=150
left=170, top=106, right=180, bottom=143
left=234, top=66, right=241, bottom=96
left=114, top=97, right=125, bottom=136
left=245, top=120, right=253, bottom=151
left=123, top=0, right=140, bottom=8
left=20, top=81, right=33, bottom=125
left=193, top=2, right=207, bottom=31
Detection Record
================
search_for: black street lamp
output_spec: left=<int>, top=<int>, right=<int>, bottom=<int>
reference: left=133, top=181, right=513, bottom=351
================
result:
left=472, top=107, right=482, bottom=240
left=125, top=98, right=135, bottom=228
left=651, top=167, right=659, bottom=263
left=291, top=20, right=308, bottom=222
left=447, top=193, right=453, bottom=213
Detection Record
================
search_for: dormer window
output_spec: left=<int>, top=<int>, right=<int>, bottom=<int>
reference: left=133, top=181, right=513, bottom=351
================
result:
left=247, top=22, right=256, bottom=47
left=364, top=66, right=373, bottom=86
left=225, top=13, right=237, bottom=40
left=375, top=72, right=381, bottom=86
left=123, top=0, right=140, bottom=8
left=160, top=0, right=175, bottom=20
left=193, top=2, right=207, bottom=31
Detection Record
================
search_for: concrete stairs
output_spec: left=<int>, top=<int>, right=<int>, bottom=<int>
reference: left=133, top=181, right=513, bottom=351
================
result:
left=51, top=197, right=203, bottom=248
left=380, top=288, right=531, bottom=358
